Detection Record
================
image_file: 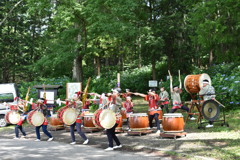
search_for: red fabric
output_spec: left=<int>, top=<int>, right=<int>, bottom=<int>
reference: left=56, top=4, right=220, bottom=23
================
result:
left=172, top=101, right=182, bottom=109
left=44, top=100, right=47, bottom=104
left=76, top=115, right=82, bottom=123
left=99, top=96, right=103, bottom=104
left=111, top=95, right=117, bottom=104
left=43, top=117, right=48, bottom=125
left=145, top=95, right=160, bottom=109
left=122, top=93, right=132, bottom=99
left=17, top=118, right=24, bottom=126
left=82, top=101, right=90, bottom=109
left=10, top=105, right=18, bottom=110
left=108, top=96, right=112, bottom=102
left=123, top=101, right=133, bottom=112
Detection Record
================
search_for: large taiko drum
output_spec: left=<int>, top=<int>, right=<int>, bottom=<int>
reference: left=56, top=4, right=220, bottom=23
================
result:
left=5, top=111, right=21, bottom=124
left=50, top=114, right=64, bottom=127
left=184, top=73, right=211, bottom=94
left=148, top=109, right=163, bottom=120
left=83, top=113, right=98, bottom=129
left=93, top=109, right=116, bottom=129
left=116, top=114, right=123, bottom=130
left=129, top=113, right=149, bottom=131
left=27, top=110, right=45, bottom=126
left=162, top=113, right=184, bottom=132
left=57, top=106, right=77, bottom=125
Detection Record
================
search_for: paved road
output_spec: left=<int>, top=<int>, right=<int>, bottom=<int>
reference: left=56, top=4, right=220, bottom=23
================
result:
left=0, top=139, right=162, bottom=160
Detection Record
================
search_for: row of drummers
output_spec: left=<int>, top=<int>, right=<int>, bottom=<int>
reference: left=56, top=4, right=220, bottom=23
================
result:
left=5, top=88, right=185, bottom=135
left=53, top=88, right=185, bottom=134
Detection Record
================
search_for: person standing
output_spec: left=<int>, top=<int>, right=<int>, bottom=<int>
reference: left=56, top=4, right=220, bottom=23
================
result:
left=105, top=89, right=122, bottom=151
left=199, top=79, right=216, bottom=128
left=34, top=98, right=53, bottom=142
left=159, top=87, right=169, bottom=113
left=68, top=92, right=89, bottom=145
left=134, top=89, right=161, bottom=134
left=169, top=70, right=196, bottom=120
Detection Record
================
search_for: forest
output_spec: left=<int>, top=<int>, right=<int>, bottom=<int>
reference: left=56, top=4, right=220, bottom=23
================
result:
left=0, top=0, right=239, bottom=109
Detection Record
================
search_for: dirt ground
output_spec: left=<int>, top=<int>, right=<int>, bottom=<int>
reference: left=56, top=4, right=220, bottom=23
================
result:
left=1, top=121, right=240, bottom=160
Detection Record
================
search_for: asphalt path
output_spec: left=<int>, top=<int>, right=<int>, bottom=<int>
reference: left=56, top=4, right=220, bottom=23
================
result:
left=0, top=138, right=163, bottom=160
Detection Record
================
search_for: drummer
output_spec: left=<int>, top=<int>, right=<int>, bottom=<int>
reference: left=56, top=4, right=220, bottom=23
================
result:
left=134, top=89, right=161, bottom=134
left=199, top=79, right=216, bottom=128
left=8, top=98, right=27, bottom=139
left=33, top=98, right=54, bottom=142
left=159, top=87, right=169, bottom=113
left=169, top=74, right=196, bottom=120
left=121, top=89, right=133, bottom=99
left=105, top=89, right=122, bottom=151
left=90, top=92, right=108, bottom=109
left=67, top=92, right=89, bottom=145
left=122, top=96, right=133, bottom=118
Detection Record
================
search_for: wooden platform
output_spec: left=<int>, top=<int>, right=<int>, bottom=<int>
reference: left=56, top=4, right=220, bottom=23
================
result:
left=160, top=132, right=187, bottom=139
left=83, top=128, right=102, bottom=133
left=49, top=125, right=65, bottom=131
left=127, top=130, right=153, bottom=136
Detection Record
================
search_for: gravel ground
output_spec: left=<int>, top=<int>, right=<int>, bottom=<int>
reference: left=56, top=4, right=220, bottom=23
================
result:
left=1, top=122, right=240, bottom=160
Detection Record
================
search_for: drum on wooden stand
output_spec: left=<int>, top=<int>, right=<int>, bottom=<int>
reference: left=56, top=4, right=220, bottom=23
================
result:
left=184, top=73, right=212, bottom=94
left=57, top=106, right=78, bottom=125
left=116, top=113, right=123, bottom=130
left=5, top=111, right=21, bottom=124
left=93, top=108, right=116, bottom=129
left=162, top=113, right=184, bottom=132
left=50, top=114, right=64, bottom=127
left=83, top=113, right=98, bottom=129
left=129, top=113, right=149, bottom=131
left=148, top=109, right=163, bottom=120
left=27, top=110, right=45, bottom=126
left=120, top=108, right=127, bottom=120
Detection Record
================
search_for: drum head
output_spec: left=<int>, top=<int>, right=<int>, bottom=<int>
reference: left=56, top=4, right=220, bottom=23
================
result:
left=8, top=111, right=21, bottom=124
left=202, top=100, right=220, bottom=121
left=63, top=108, right=77, bottom=125
left=31, top=111, right=45, bottom=126
left=163, top=113, right=183, bottom=117
left=99, top=109, right=116, bottom=129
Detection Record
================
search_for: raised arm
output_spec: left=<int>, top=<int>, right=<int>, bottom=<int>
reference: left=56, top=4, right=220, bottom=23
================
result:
left=178, top=70, right=182, bottom=89
left=168, top=70, right=173, bottom=93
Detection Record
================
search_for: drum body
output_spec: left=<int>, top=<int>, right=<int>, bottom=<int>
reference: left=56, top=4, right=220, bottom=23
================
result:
left=27, top=110, right=44, bottom=126
left=148, top=109, right=162, bottom=120
left=162, top=113, right=184, bottom=132
left=184, top=73, right=211, bottom=94
left=5, top=111, right=21, bottom=124
left=83, top=113, right=97, bottom=129
left=93, top=109, right=116, bottom=129
left=121, top=108, right=127, bottom=119
left=116, top=114, right=123, bottom=130
left=57, top=106, right=77, bottom=125
left=50, top=114, right=64, bottom=127
left=129, top=113, right=149, bottom=130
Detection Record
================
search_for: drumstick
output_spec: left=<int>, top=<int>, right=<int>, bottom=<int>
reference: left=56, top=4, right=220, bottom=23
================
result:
left=213, top=99, right=226, bottom=108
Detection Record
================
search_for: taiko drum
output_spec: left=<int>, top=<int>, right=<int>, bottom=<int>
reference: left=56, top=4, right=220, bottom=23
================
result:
left=83, top=113, right=97, bottom=129
left=162, top=113, right=184, bottom=132
left=129, top=113, right=149, bottom=130
left=50, top=114, right=64, bottom=127
left=184, top=73, right=211, bottom=94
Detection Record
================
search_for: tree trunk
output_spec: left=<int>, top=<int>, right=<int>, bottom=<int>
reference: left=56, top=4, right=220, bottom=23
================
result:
left=209, top=49, right=214, bottom=66
left=72, top=55, right=83, bottom=82
left=97, top=56, right=101, bottom=77
left=152, top=58, right=156, bottom=80
left=72, top=22, right=83, bottom=82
